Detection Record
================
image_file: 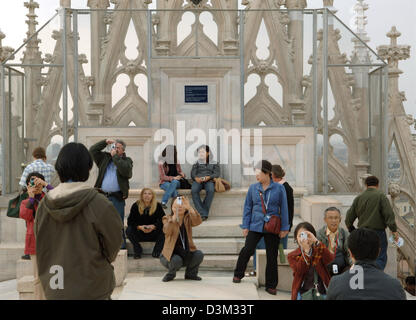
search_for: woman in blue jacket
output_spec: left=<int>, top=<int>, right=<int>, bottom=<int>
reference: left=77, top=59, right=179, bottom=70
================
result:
left=233, top=160, right=289, bottom=295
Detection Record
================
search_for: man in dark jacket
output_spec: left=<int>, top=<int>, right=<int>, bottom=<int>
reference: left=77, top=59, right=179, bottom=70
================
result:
left=345, top=175, right=398, bottom=270
left=90, top=139, right=133, bottom=249
left=326, top=228, right=406, bottom=300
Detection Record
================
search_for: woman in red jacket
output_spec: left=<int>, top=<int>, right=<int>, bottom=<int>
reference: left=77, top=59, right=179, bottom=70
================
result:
left=19, top=172, right=53, bottom=300
left=288, top=222, right=334, bottom=300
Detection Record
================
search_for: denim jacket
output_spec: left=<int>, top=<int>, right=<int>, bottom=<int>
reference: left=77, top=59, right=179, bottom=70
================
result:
left=241, top=181, right=289, bottom=233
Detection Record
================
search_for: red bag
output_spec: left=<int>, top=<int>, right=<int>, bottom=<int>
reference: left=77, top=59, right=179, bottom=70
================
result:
left=259, top=191, right=281, bottom=235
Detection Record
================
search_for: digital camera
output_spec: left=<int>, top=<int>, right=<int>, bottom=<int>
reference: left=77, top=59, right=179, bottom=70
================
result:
left=300, top=232, right=308, bottom=242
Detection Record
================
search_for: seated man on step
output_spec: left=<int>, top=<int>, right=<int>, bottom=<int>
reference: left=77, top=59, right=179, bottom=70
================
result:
left=160, top=195, right=204, bottom=282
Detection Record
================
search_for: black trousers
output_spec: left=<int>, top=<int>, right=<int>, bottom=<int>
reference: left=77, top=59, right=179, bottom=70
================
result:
left=234, top=231, right=280, bottom=289
left=126, top=225, right=165, bottom=255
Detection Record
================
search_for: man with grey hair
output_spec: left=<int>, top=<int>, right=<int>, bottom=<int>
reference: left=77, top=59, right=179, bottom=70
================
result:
left=90, top=138, right=133, bottom=249
left=317, top=207, right=351, bottom=276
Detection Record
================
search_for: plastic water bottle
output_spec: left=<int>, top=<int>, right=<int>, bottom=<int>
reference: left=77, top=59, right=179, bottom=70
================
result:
left=389, top=235, right=404, bottom=248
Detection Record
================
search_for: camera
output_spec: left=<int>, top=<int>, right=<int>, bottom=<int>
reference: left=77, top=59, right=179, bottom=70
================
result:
left=111, top=143, right=116, bottom=150
left=300, top=232, right=308, bottom=242
left=332, top=264, right=339, bottom=274
left=30, top=177, right=36, bottom=187
left=177, top=196, right=182, bottom=205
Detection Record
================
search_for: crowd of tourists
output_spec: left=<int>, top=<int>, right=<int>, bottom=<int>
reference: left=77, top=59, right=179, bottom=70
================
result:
left=11, top=140, right=414, bottom=300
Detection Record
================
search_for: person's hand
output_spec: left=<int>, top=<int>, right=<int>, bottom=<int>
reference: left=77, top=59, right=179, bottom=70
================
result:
left=181, top=196, right=192, bottom=211
left=392, top=232, right=399, bottom=242
left=149, top=225, right=156, bottom=231
left=204, top=176, right=211, bottom=182
left=106, top=139, right=115, bottom=145
left=195, top=177, right=202, bottom=184
left=34, top=177, right=47, bottom=188
left=279, top=230, right=289, bottom=239
left=110, top=149, right=117, bottom=157
left=305, top=231, right=318, bottom=246
left=174, top=176, right=182, bottom=180
left=243, top=229, right=249, bottom=237
left=27, top=186, right=35, bottom=198
left=297, top=231, right=311, bottom=252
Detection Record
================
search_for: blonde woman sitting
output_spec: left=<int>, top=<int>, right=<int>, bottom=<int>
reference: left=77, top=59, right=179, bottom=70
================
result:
left=126, top=188, right=166, bottom=259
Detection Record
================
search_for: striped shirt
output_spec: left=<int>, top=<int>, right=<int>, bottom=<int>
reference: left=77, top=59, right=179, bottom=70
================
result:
left=19, top=159, right=56, bottom=187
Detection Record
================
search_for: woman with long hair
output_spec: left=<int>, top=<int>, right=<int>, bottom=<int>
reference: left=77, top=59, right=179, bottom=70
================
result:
left=126, top=188, right=166, bottom=259
left=158, top=145, right=185, bottom=209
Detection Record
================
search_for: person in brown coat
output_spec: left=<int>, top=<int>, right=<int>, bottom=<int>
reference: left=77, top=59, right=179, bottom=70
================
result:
left=160, top=195, right=203, bottom=282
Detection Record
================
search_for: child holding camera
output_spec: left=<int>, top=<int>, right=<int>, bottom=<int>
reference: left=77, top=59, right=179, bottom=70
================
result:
left=288, top=222, right=334, bottom=300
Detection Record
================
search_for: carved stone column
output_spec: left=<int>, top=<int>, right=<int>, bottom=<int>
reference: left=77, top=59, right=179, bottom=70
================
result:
left=22, top=0, right=43, bottom=160
left=285, top=0, right=307, bottom=125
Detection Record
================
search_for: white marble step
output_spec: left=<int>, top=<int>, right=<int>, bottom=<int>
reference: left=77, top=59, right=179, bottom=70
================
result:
left=128, top=254, right=253, bottom=272
left=126, top=187, right=307, bottom=218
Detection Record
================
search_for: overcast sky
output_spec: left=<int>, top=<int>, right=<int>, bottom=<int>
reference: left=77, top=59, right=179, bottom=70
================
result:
left=0, top=0, right=414, bottom=122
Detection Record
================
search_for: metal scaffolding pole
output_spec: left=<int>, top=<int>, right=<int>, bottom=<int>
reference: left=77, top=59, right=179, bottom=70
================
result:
left=322, top=8, right=329, bottom=194
left=147, top=10, right=152, bottom=127
left=62, top=7, right=68, bottom=145
left=313, top=10, right=318, bottom=194
left=240, top=10, right=245, bottom=129
left=1, top=66, right=6, bottom=193
left=73, top=10, right=79, bottom=142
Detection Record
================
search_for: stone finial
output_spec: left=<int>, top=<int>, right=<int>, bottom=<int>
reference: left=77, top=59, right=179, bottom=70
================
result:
left=60, top=0, right=71, bottom=7
left=87, top=0, right=110, bottom=9
left=354, top=0, right=369, bottom=35
left=323, top=0, right=334, bottom=6
left=387, top=26, right=402, bottom=46
left=351, top=0, right=370, bottom=64
left=377, top=26, right=410, bottom=71
left=0, top=30, right=15, bottom=63
left=24, top=0, right=39, bottom=37
left=285, top=0, right=307, bottom=9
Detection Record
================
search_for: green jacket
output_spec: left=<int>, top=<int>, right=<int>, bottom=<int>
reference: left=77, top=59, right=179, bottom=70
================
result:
left=345, top=188, right=397, bottom=232
left=89, top=140, right=133, bottom=199
left=35, top=185, right=123, bottom=300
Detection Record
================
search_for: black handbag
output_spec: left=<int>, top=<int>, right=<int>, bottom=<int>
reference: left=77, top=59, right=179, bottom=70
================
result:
left=179, top=178, right=192, bottom=189
left=7, top=191, right=28, bottom=218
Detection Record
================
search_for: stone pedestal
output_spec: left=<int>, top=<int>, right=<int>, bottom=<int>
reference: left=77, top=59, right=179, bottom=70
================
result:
left=15, top=250, right=127, bottom=299
left=256, top=249, right=292, bottom=292
left=300, top=195, right=342, bottom=230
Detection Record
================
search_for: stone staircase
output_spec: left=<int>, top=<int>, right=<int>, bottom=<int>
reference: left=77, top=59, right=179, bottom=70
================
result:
left=126, top=187, right=307, bottom=273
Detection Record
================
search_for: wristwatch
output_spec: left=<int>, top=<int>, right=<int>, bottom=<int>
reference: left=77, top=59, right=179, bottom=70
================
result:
left=201, top=177, right=206, bottom=181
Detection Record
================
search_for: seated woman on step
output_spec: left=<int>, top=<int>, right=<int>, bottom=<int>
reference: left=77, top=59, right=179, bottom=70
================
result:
left=126, top=188, right=166, bottom=259
left=191, top=145, right=220, bottom=221
left=158, top=145, right=186, bottom=209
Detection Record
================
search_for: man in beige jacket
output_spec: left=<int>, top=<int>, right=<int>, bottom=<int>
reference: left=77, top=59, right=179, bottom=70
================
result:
left=160, top=196, right=203, bottom=282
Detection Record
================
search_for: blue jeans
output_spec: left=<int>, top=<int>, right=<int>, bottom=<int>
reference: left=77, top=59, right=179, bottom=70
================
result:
left=191, top=181, right=215, bottom=218
left=281, top=234, right=288, bottom=249
left=108, top=196, right=126, bottom=249
left=374, top=229, right=388, bottom=270
left=160, top=180, right=180, bottom=204
left=253, top=237, right=266, bottom=270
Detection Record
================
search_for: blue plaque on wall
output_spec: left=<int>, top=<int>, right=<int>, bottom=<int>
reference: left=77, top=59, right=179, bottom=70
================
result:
left=185, top=85, right=208, bottom=103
